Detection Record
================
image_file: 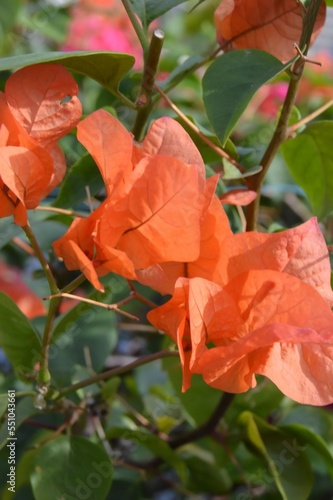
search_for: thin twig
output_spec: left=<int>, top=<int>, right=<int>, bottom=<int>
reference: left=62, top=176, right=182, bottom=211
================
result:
left=35, top=206, right=86, bottom=218
left=154, top=84, right=247, bottom=175
left=288, top=97, right=333, bottom=135
left=46, top=292, right=139, bottom=321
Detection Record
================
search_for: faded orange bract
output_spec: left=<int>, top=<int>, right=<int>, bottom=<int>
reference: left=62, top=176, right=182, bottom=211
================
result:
left=214, top=0, right=326, bottom=63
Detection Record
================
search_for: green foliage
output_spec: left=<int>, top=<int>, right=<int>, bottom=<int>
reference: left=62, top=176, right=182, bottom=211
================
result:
left=281, top=121, right=333, bottom=219
left=30, top=436, right=113, bottom=500
left=0, top=52, right=135, bottom=104
left=202, top=50, right=293, bottom=145
left=0, top=292, right=41, bottom=376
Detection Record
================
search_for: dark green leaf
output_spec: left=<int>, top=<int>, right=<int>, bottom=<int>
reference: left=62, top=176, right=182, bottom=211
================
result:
left=239, top=411, right=313, bottom=500
left=130, top=0, right=191, bottom=25
left=107, top=427, right=187, bottom=480
left=53, top=153, right=104, bottom=209
left=0, top=52, right=135, bottom=105
left=30, top=436, right=113, bottom=500
left=49, top=289, right=118, bottom=386
left=203, top=50, right=292, bottom=145
left=281, top=423, right=333, bottom=477
left=0, top=292, right=41, bottom=376
left=0, top=396, right=38, bottom=450
left=281, top=121, right=333, bottom=219
left=163, top=357, right=221, bottom=425
left=184, top=455, right=231, bottom=493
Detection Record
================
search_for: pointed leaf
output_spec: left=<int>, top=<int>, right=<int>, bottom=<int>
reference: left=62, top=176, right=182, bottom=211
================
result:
left=239, top=411, right=313, bottom=500
left=281, top=121, right=333, bottom=219
left=0, top=292, right=41, bottom=376
left=130, top=0, right=191, bottom=25
left=30, top=436, right=113, bottom=500
left=203, top=50, right=292, bottom=145
left=0, top=52, right=135, bottom=104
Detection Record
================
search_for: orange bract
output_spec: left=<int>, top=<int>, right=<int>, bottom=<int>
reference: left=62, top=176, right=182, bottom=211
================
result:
left=214, top=0, right=326, bottom=63
left=147, top=215, right=333, bottom=405
left=53, top=111, right=207, bottom=291
left=148, top=271, right=333, bottom=405
left=0, top=64, right=82, bottom=225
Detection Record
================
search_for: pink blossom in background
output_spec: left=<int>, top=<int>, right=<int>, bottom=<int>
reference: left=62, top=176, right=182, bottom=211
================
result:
left=63, top=0, right=143, bottom=68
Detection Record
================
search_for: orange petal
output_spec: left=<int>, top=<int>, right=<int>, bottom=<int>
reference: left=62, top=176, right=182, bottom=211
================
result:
left=133, top=117, right=206, bottom=189
left=100, top=155, right=204, bottom=268
left=77, top=109, right=133, bottom=197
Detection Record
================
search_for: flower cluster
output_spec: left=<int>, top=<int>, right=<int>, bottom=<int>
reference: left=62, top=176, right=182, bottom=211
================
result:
left=0, top=64, right=82, bottom=225
left=53, top=109, right=333, bottom=406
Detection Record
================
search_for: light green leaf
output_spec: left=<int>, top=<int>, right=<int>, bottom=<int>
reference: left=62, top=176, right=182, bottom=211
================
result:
left=203, top=50, right=292, bottom=145
left=0, top=292, right=41, bottom=376
left=0, top=0, right=20, bottom=36
left=0, top=51, right=135, bottom=105
left=281, top=121, right=333, bottom=219
left=30, top=436, right=113, bottom=500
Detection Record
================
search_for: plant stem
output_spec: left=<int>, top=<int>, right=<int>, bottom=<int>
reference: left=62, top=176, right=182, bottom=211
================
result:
left=22, top=222, right=58, bottom=294
left=288, top=97, right=333, bottom=135
left=245, top=0, right=324, bottom=231
left=57, top=350, right=178, bottom=398
left=132, top=29, right=165, bottom=141
left=168, top=392, right=234, bottom=448
left=22, top=222, right=60, bottom=391
left=121, top=0, right=149, bottom=55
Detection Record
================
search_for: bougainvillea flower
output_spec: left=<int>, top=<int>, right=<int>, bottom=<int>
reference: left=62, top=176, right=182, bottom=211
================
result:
left=214, top=0, right=326, bottom=63
left=148, top=272, right=333, bottom=405
left=63, top=0, right=143, bottom=68
left=0, top=64, right=82, bottom=225
left=53, top=110, right=207, bottom=291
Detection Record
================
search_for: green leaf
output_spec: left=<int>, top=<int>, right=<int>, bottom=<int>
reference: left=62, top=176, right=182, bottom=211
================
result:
left=0, top=216, right=21, bottom=248
left=281, top=121, right=333, bottom=219
left=202, top=50, right=292, bottom=145
left=0, top=51, right=135, bottom=105
left=239, top=411, right=313, bottom=500
left=129, top=0, right=191, bottom=26
left=49, top=289, right=118, bottom=386
left=107, top=427, right=187, bottom=481
left=0, top=0, right=20, bottom=36
left=30, top=436, right=113, bottom=500
left=281, top=424, right=333, bottom=477
left=0, top=396, right=38, bottom=450
left=163, top=357, right=221, bottom=425
left=0, top=394, right=8, bottom=420
left=53, top=153, right=104, bottom=209
left=184, top=455, right=231, bottom=493
left=0, top=292, right=41, bottom=376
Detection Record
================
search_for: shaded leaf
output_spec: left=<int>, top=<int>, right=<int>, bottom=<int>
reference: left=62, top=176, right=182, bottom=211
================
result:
left=30, top=436, right=113, bottom=500
left=53, top=153, right=104, bottom=209
left=129, top=0, right=191, bottom=26
left=0, top=292, right=41, bottom=376
left=239, top=411, right=313, bottom=500
left=214, top=0, right=326, bottom=62
left=281, top=121, right=333, bottom=219
left=107, top=427, right=187, bottom=481
left=203, top=50, right=292, bottom=145
left=0, top=396, right=38, bottom=450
